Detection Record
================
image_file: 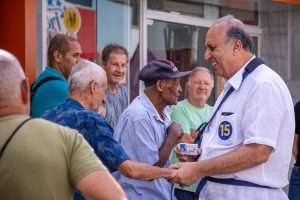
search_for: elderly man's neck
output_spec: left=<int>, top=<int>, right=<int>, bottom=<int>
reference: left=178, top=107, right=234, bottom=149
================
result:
left=51, top=63, right=67, bottom=79
left=226, top=52, right=253, bottom=79
left=187, top=97, right=206, bottom=108
left=107, top=82, right=121, bottom=94
left=0, top=104, right=28, bottom=118
left=69, top=93, right=94, bottom=111
left=144, top=89, right=167, bottom=119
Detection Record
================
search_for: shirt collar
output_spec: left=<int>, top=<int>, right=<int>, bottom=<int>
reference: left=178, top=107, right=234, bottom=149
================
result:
left=66, top=98, right=85, bottom=110
left=226, top=55, right=256, bottom=91
left=140, top=93, right=170, bottom=123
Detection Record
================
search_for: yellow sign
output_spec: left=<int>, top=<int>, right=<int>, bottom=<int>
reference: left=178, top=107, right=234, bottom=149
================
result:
left=63, top=6, right=81, bottom=33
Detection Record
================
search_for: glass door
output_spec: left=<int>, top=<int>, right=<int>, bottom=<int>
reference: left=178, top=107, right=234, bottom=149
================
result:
left=147, top=19, right=216, bottom=103
left=134, top=0, right=261, bottom=103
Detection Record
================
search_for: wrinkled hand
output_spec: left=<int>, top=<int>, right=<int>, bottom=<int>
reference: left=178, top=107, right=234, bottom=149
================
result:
left=175, top=146, right=202, bottom=162
left=169, top=162, right=203, bottom=187
left=179, top=134, right=194, bottom=144
left=166, top=123, right=184, bottom=145
left=190, top=129, right=199, bottom=141
left=163, top=168, right=177, bottom=180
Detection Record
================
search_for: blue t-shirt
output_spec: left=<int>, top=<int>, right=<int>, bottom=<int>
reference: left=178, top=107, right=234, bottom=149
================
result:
left=42, top=98, right=130, bottom=200
left=31, top=67, right=68, bottom=117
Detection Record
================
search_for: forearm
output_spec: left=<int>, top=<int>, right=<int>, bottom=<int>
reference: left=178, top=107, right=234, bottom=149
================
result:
left=197, top=143, right=273, bottom=177
left=77, top=170, right=127, bottom=200
left=155, top=138, right=176, bottom=167
left=293, top=134, right=299, bottom=158
left=118, top=160, right=173, bottom=180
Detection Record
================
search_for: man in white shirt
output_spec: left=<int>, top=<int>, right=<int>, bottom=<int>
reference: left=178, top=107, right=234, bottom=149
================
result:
left=170, top=15, right=295, bottom=200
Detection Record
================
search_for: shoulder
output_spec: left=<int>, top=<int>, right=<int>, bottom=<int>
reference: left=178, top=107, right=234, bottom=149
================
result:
left=29, top=118, right=80, bottom=139
left=123, top=97, right=150, bottom=120
left=204, top=104, right=213, bottom=111
left=245, top=64, right=293, bottom=109
left=246, top=64, right=290, bottom=96
left=250, top=64, right=284, bottom=86
left=77, top=110, right=114, bottom=132
left=172, top=100, right=187, bottom=111
left=171, top=100, right=189, bottom=118
left=41, top=102, right=71, bottom=123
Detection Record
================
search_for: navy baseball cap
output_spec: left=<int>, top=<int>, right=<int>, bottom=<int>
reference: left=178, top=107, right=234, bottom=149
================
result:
left=139, top=59, right=191, bottom=86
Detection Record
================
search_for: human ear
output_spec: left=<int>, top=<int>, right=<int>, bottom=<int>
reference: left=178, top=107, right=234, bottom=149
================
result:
left=53, top=50, right=63, bottom=63
left=156, top=80, right=164, bottom=92
left=21, top=78, right=30, bottom=105
left=89, top=80, right=97, bottom=94
left=233, top=39, right=243, bottom=55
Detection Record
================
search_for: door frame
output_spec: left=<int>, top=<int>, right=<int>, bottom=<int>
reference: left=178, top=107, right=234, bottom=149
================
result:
left=139, top=0, right=262, bottom=97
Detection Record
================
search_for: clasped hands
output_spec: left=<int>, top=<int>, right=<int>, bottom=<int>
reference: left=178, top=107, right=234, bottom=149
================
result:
left=167, top=141, right=202, bottom=187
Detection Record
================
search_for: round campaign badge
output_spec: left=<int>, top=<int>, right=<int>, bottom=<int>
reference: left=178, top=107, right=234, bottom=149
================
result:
left=218, top=121, right=232, bottom=140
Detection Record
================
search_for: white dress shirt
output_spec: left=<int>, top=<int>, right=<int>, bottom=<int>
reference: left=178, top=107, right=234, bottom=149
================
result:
left=199, top=56, right=295, bottom=200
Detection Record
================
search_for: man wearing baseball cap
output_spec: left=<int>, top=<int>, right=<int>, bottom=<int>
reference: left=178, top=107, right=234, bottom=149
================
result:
left=113, top=59, right=191, bottom=200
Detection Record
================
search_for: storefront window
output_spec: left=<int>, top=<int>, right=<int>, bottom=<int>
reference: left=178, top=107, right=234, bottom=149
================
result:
left=147, top=19, right=216, bottom=103
left=47, top=0, right=97, bottom=61
left=220, top=7, right=258, bottom=25
left=46, top=0, right=140, bottom=101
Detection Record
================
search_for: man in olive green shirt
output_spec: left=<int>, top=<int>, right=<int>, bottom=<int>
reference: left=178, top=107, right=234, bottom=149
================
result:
left=0, top=49, right=126, bottom=200
left=171, top=67, right=214, bottom=200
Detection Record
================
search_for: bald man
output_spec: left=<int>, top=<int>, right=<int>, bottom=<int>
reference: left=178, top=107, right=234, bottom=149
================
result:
left=42, top=60, right=177, bottom=200
left=0, top=49, right=126, bottom=200
left=170, top=15, right=294, bottom=200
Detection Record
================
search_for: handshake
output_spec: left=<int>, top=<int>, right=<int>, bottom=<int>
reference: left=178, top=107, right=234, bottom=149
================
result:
left=158, top=123, right=203, bottom=187
left=165, top=141, right=202, bottom=187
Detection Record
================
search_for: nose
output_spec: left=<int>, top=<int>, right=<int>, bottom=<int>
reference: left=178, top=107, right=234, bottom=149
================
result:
left=199, top=83, right=207, bottom=89
left=178, top=83, right=182, bottom=94
left=204, top=49, right=211, bottom=61
left=115, top=64, right=122, bottom=72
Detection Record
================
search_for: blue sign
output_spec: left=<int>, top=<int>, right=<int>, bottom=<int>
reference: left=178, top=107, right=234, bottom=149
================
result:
left=218, top=121, right=233, bottom=140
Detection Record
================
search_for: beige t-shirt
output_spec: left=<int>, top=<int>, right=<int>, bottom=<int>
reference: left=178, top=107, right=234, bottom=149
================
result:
left=0, top=115, right=106, bottom=200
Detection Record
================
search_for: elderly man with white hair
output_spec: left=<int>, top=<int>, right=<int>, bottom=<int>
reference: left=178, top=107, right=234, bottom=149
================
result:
left=42, top=60, right=177, bottom=200
left=0, top=50, right=126, bottom=200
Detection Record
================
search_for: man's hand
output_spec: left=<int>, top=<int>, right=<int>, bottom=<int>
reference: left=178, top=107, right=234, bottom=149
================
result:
left=169, top=162, right=203, bottom=187
left=166, top=123, right=184, bottom=144
left=175, top=146, right=202, bottom=162
left=155, top=123, right=183, bottom=167
left=163, top=168, right=177, bottom=180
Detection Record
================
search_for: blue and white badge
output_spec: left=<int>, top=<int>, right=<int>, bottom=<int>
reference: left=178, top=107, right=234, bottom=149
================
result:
left=218, top=121, right=233, bottom=140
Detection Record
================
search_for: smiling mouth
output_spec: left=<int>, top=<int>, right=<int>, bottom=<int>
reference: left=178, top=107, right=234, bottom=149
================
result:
left=112, top=74, right=123, bottom=78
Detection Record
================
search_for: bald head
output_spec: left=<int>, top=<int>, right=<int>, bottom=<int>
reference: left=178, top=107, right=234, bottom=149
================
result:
left=213, top=15, right=244, bottom=30
left=0, top=50, right=26, bottom=103
left=211, top=15, right=253, bottom=52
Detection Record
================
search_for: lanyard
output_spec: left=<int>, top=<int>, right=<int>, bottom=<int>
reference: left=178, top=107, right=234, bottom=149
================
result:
left=195, top=57, right=264, bottom=146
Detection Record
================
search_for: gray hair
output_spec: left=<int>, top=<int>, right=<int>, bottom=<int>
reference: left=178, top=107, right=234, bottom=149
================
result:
left=68, top=59, right=107, bottom=93
left=0, top=49, right=25, bottom=102
left=214, top=15, right=253, bottom=52
left=188, top=67, right=214, bottom=87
